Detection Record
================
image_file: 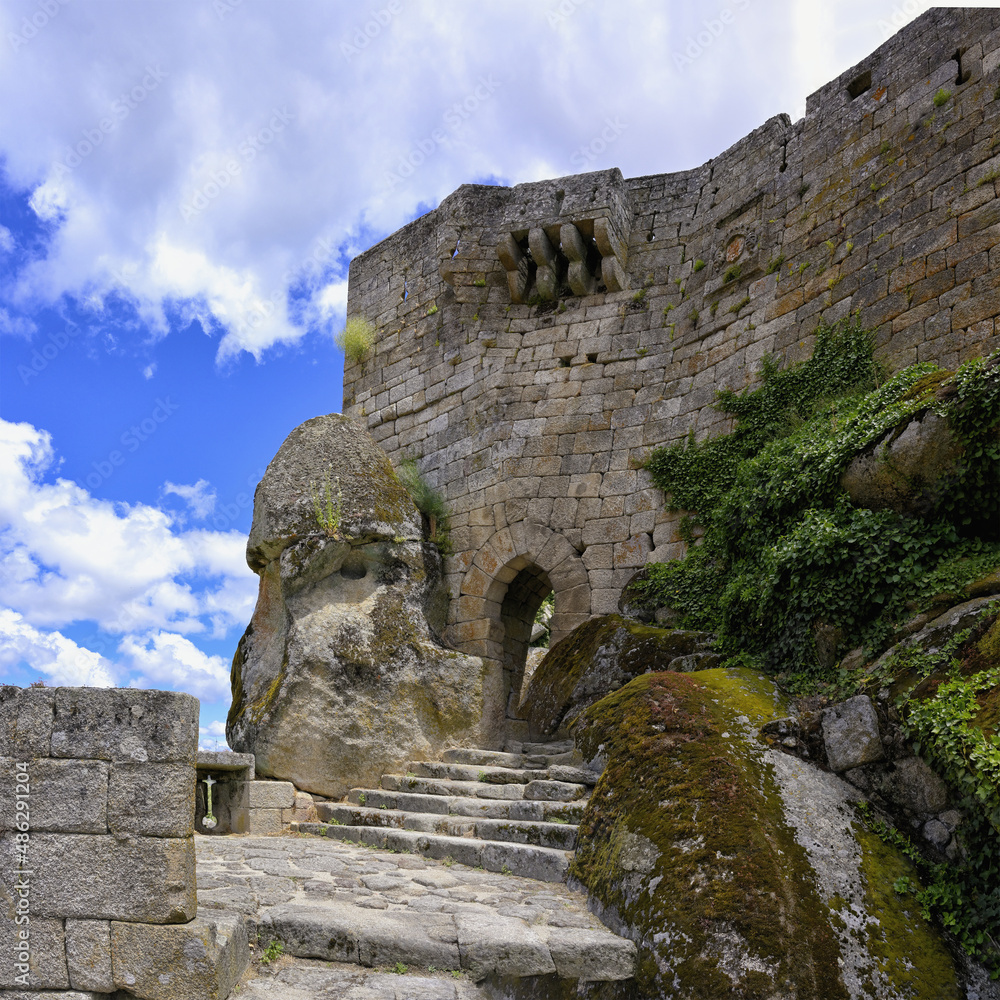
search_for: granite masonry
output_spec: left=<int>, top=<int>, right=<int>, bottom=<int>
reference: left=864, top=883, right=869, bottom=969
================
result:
left=343, top=8, right=1000, bottom=732
left=0, top=686, right=249, bottom=999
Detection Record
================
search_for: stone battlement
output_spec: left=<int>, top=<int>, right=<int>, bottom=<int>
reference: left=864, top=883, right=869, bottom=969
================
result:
left=344, top=8, right=1000, bottom=727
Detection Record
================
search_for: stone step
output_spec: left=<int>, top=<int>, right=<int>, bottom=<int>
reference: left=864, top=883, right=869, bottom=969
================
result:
left=295, top=823, right=572, bottom=882
left=442, top=747, right=526, bottom=768
left=509, top=739, right=576, bottom=755
left=379, top=774, right=590, bottom=801
left=405, top=761, right=548, bottom=784
left=342, top=788, right=587, bottom=823
left=259, top=902, right=636, bottom=986
left=315, top=804, right=578, bottom=849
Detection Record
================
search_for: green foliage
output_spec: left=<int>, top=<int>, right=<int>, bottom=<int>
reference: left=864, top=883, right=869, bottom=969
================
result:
left=638, top=318, right=1000, bottom=683
left=766, top=255, right=785, bottom=275
left=336, top=315, right=376, bottom=363
left=693, top=258, right=706, bottom=272
left=723, top=263, right=741, bottom=284
left=392, top=962, right=409, bottom=974
left=728, top=296, right=750, bottom=314
left=259, top=939, right=284, bottom=965
left=310, top=468, right=342, bottom=537
left=397, top=458, right=450, bottom=548
left=933, top=87, right=952, bottom=108
left=426, top=304, right=438, bottom=315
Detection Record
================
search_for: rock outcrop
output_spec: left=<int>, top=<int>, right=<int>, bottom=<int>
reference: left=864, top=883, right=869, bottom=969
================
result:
left=518, top=614, right=718, bottom=739
left=569, top=667, right=986, bottom=1000
left=227, top=414, right=487, bottom=798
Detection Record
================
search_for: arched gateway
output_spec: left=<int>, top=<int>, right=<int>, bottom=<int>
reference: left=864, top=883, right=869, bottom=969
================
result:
left=446, top=521, right=590, bottom=733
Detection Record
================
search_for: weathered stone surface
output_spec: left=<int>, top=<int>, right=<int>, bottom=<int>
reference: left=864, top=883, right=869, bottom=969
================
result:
left=65, top=920, right=113, bottom=993
left=841, top=411, right=963, bottom=517
left=0, top=833, right=195, bottom=922
left=108, top=763, right=195, bottom=838
left=571, top=666, right=970, bottom=999
left=49, top=689, right=198, bottom=765
left=228, top=415, right=488, bottom=799
left=454, top=912, right=554, bottom=980
left=0, top=687, right=55, bottom=759
left=197, top=750, right=255, bottom=780
left=847, top=756, right=950, bottom=817
left=0, top=758, right=108, bottom=834
left=111, top=911, right=250, bottom=1000
left=0, top=994, right=104, bottom=1000
left=0, top=915, right=68, bottom=990
left=248, top=779, right=296, bottom=809
left=520, top=614, right=712, bottom=738
left=821, top=695, right=884, bottom=772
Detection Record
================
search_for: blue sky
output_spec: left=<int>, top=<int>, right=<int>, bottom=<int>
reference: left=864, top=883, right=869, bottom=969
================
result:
left=0, top=0, right=955, bottom=748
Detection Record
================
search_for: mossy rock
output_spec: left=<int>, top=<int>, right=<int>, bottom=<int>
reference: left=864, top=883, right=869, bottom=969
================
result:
left=570, top=667, right=966, bottom=999
left=519, top=614, right=711, bottom=738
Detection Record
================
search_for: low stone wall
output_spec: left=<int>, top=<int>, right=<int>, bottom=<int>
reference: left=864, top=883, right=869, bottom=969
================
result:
left=0, top=686, right=247, bottom=998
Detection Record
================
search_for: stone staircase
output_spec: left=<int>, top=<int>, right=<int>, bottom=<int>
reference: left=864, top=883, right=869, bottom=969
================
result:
left=295, top=740, right=595, bottom=882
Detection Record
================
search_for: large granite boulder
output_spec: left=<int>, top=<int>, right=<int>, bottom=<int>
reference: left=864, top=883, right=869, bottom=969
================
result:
left=519, top=614, right=716, bottom=739
left=840, top=410, right=963, bottom=518
left=570, top=667, right=989, bottom=1000
left=227, top=415, right=487, bottom=798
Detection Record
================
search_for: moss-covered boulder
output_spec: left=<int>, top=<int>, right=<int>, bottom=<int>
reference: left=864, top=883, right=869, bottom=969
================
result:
left=519, top=614, right=713, bottom=739
left=227, top=415, right=488, bottom=798
left=570, top=667, right=976, bottom=1000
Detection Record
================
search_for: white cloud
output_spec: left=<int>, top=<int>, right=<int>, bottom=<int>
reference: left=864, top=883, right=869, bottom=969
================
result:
left=0, top=307, right=35, bottom=338
left=143, top=362, right=156, bottom=379
left=164, top=478, right=217, bottom=519
left=0, top=609, right=117, bottom=687
left=0, top=418, right=256, bottom=636
left=119, top=630, right=231, bottom=701
left=0, top=0, right=921, bottom=362
left=199, top=718, right=229, bottom=751
left=0, top=224, right=13, bottom=252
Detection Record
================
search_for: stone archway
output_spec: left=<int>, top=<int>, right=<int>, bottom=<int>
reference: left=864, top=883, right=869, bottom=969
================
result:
left=448, top=522, right=591, bottom=739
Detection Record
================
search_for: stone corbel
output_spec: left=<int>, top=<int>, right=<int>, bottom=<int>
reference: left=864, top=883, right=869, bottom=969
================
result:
left=497, top=233, right=530, bottom=304
left=529, top=227, right=559, bottom=300
left=594, top=216, right=629, bottom=291
left=560, top=223, right=595, bottom=297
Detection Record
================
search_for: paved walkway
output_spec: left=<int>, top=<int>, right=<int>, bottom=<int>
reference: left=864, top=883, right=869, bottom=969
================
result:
left=197, top=832, right=635, bottom=997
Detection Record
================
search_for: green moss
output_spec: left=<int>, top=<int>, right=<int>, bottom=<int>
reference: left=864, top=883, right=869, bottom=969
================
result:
left=852, top=824, right=961, bottom=999
left=522, top=615, right=709, bottom=737
left=570, top=668, right=848, bottom=999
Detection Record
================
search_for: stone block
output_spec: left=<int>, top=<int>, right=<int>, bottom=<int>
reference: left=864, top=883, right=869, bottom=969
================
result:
left=50, top=689, right=199, bottom=765
left=821, top=696, right=884, bottom=772
left=0, top=833, right=196, bottom=922
left=111, top=912, right=250, bottom=1000
left=196, top=751, right=255, bottom=781
left=0, top=915, right=68, bottom=990
left=248, top=780, right=296, bottom=809
left=109, top=763, right=195, bottom=838
left=248, top=807, right=284, bottom=834
left=0, top=687, right=55, bottom=759
left=65, top=920, right=113, bottom=993
left=0, top=758, right=108, bottom=834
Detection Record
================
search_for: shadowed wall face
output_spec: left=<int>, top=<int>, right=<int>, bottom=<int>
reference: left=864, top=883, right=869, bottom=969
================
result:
left=343, top=10, right=1000, bottom=694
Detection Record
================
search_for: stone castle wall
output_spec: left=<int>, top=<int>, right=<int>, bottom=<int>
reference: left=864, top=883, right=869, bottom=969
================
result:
left=344, top=8, right=1000, bottom=729
left=0, top=687, right=198, bottom=993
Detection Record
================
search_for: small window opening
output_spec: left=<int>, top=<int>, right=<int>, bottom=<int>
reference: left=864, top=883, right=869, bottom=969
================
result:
left=587, top=353, right=598, bottom=363
left=847, top=70, right=872, bottom=100
left=559, top=356, right=573, bottom=367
